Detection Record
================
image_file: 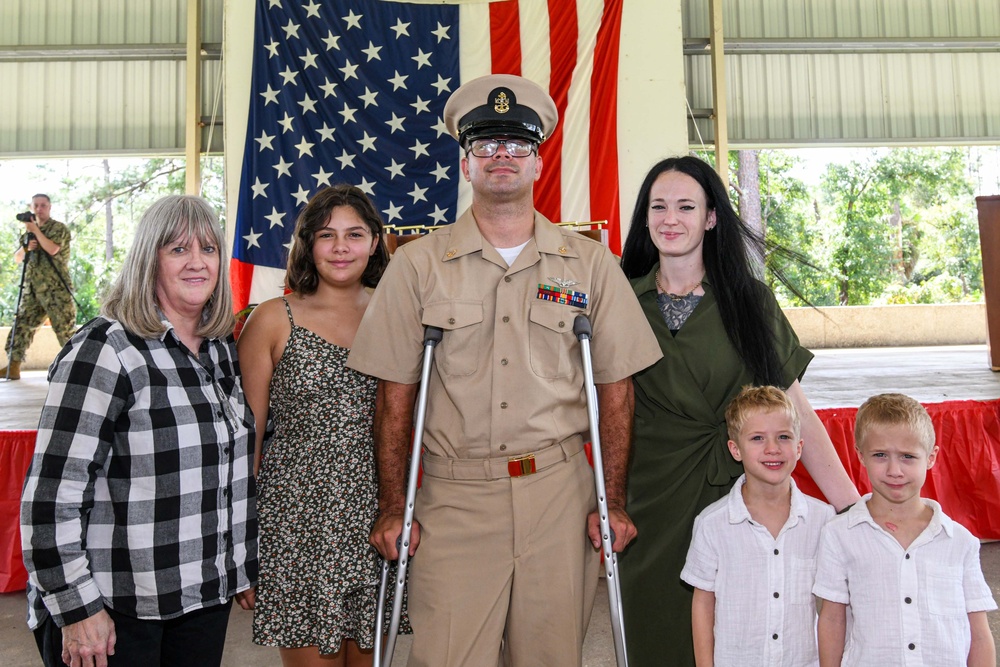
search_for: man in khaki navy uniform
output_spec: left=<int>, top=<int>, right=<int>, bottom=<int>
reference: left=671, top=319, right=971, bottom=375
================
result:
left=1, top=194, right=75, bottom=380
left=347, top=74, right=661, bottom=666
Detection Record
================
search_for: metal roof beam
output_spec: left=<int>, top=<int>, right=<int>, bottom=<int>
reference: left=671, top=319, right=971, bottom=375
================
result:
left=684, top=37, right=1000, bottom=55
left=0, top=43, right=222, bottom=63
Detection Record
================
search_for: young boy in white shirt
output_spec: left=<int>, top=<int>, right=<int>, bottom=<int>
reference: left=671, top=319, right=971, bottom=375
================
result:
left=681, top=385, right=835, bottom=667
left=814, top=393, right=997, bottom=666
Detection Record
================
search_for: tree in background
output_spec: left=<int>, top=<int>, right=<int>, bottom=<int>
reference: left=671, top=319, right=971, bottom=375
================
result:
left=818, top=148, right=979, bottom=306
left=742, top=150, right=840, bottom=306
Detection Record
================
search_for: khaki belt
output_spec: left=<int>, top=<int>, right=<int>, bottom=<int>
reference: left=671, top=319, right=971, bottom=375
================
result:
left=421, top=435, right=586, bottom=481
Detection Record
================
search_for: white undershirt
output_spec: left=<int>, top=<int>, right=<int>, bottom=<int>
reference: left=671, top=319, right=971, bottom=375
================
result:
left=495, top=240, right=530, bottom=267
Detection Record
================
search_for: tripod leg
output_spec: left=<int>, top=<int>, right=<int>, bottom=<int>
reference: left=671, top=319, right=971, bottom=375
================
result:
left=574, top=315, right=629, bottom=667
left=5, top=253, right=31, bottom=381
left=377, top=325, right=443, bottom=667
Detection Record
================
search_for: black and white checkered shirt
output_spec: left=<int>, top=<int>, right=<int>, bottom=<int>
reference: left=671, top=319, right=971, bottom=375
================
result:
left=21, top=316, right=258, bottom=629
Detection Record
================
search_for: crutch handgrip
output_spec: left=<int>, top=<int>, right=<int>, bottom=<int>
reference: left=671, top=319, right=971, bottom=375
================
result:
left=573, top=315, right=593, bottom=339
left=425, top=325, right=444, bottom=345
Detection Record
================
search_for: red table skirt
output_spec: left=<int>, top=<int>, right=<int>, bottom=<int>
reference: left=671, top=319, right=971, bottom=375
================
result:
left=4, top=398, right=1000, bottom=593
left=1, top=430, right=36, bottom=593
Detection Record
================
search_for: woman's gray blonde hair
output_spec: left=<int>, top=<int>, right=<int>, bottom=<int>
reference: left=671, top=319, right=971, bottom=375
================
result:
left=102, top=195, right=235, bottom=339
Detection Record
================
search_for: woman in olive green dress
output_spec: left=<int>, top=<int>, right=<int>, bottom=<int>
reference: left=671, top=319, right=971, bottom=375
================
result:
left=617, top=156, right=860, bottom=667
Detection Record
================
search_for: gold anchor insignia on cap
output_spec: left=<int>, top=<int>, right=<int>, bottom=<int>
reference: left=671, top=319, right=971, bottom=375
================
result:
left=494, top=91, right=510, bottom=114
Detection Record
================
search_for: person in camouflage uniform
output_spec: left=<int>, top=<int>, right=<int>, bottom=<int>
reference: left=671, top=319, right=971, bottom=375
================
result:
left=1, top=194, right=75, bottom=380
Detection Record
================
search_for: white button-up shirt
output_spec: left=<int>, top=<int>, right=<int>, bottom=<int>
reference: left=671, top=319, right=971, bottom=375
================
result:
left=681, top=475, right=834, bottom=666
left=813, top=495, right=997, bottom=666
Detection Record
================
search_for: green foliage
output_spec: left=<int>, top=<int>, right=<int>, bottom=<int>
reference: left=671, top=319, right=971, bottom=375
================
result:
left=815, top=148, right=980, bottom=305
left=696, top=147, right=984, bottom=307
left=755, top=151, right=840, bottom=306
left=881, top=274, right=969, bottom=304
left=0, top=223, right=27, bottom=324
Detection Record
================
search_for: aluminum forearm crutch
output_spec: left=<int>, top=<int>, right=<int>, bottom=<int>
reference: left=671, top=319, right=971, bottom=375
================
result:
left=373, top=325, right=443, bottom=667
left=574, top=314, right=628, bottom=667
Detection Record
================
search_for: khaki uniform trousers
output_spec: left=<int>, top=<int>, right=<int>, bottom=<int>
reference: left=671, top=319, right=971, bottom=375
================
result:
left=407, top=447, right=599, bottom=667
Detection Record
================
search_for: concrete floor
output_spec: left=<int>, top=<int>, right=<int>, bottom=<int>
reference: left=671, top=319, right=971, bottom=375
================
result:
left=801, top=344, right=1000, bottom=409
left=0, top=579, right=618, bottom=666
left=2, top=550, right=998, bottom=666
left=2, top=346, right=1000, bottom=665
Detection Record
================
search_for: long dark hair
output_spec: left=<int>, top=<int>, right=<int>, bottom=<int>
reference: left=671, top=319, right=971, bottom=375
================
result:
left=620, top=156, right=783, bottom=386
left=285, top=184, right=390, bottom=294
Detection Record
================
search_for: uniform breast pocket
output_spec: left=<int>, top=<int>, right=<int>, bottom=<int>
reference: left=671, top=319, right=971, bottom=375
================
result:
left=528, top=302, right=578, bottom=379
left=422, top=300, right=484, bottom=377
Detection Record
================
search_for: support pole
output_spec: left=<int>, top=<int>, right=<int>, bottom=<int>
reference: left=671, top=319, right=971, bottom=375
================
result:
left=709, top=0, right=729, bottom=188
left=976, top=196, right=1000, bottom=370
left=185, top=0, right=202, bottom=194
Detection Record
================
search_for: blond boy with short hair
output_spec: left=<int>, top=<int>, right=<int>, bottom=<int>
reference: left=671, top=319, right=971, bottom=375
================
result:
left=681, top=385, right=835, bottom=666
left=814, top=393, right=997, bottom=666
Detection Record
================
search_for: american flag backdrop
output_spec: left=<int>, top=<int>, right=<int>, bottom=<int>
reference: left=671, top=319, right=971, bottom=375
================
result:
left=232, top=0, right=624, bottom=311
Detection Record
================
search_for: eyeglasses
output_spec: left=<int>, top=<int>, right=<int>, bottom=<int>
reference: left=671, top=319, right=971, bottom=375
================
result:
left=467, top=138, right=537, bottom=158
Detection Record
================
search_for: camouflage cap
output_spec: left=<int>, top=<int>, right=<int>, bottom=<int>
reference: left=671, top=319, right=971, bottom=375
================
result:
left=443, top=74, right=558, bottom=147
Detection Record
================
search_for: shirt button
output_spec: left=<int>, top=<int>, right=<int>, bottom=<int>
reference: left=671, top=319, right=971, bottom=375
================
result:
left=501, top=358, right=508, bottom=366
left=223, top=488, right=229, bottom=496
left=502, top=316, right=510, bottom=323
left=908, top=643, right=915, bottom=650
left=504, top=276, right=512, bottom=283
left=905, top=553, right=910, bottom=559
left=773, top=549, right=779, bottom=555
left=772, top=634, right=778, bottom=640
left=205, top=374, right=212, bottom=382
left=558, top=321, right=565, bottom=328
left=448, top=317, right=456, bottom=324
left=773, top=592, right=779, bottom=598
left=224, top=447, right=231, bottom=455
left=217, top=411, right=224, bottom=418
left=500, top=401, right=508, bottom=409
left=499, top=444, right=507, bottom=451
left=904, top=597, right=912, bottom=604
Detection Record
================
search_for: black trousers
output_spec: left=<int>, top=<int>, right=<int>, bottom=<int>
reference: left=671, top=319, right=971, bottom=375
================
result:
left=33, top=599, right=233, bottom=667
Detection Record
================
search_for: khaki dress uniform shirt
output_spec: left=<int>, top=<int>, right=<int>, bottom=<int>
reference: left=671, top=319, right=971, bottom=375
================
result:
left=347, top=209, right=661, bottom=461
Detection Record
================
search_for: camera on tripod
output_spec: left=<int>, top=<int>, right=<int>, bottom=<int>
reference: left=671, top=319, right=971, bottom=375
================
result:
left=16, top=211, right=36, bottom=222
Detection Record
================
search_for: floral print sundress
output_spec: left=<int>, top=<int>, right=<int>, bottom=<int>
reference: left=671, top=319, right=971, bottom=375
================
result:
left=253, top=298, right=383, bottom=653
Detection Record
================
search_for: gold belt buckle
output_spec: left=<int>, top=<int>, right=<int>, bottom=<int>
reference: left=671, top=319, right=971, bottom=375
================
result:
left=507, top=453, right=537, bottom=477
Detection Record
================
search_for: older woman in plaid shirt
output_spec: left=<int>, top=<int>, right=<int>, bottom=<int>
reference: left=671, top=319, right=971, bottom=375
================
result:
left=20, top=195, right=257, bottom=667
